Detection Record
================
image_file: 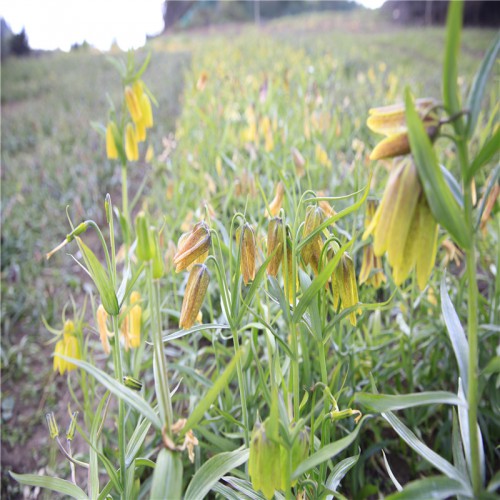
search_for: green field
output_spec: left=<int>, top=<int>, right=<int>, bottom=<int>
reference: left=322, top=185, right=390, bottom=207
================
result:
left=1, top=8, right=499, bottom=499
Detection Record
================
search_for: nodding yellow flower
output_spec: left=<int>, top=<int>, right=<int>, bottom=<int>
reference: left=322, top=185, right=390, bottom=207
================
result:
left=125, top=123, right=139, bottom=162
left=140, top=94, right=153, bottom=129
left=97, top=304, right=113, bottom=355
left=367, top=98, right=439, bottom=161
left=301, top=205, right=324, bottom=275
left=135, top=120, right=146, bottom=143
left=125, top=291, right=142, bottom=350
left=267, top=181, right=285, bottom=218
left=238, top=223, right=256, bottom=285
left=53, top=320, right=81, bottom=375
left=291, top=147, right=306, bottom=178
left=125, top=85, right=142, bottom=123
left=266, top=217, right=284, bottom=277
left=331, top=251, right=360, bottom=326
left=315, top=143, right=331, bottom=167
left=179, top=264, right=210, bottom=330
left=173, top=221, right=211, bottom=273
left=248, top=422, right=282, bottom=500
left=106, top=122, right=119, bottom=159
left=363, top=159, right=438, bottom=289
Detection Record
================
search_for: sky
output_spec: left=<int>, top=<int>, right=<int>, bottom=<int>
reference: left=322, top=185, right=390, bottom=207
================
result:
left=1, top=0, right=385, bottom=52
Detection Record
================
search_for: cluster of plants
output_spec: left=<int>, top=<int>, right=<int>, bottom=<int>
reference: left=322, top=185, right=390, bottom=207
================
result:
left=10, top=3, right=499, bottom=498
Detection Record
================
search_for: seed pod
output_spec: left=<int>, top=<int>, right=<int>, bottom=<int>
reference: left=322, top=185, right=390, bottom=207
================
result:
left=123, top=376, right=143, bottom=391
left=135, top=212, right=155, bottom=262
left=239, top=223, right=256, bottom=285
left=173, top=222, right=211, bottom=273
left=266, top=217, right=284, bottom=277
left=46, top=412, right=59, bottom=439
left=125, top=85, right=142, bottom=123
left=179, top=264, right=210, bottom=330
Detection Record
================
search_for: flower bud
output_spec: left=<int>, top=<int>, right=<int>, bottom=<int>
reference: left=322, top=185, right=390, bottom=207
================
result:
left=46, top=412, right=59, bottom=439
left=179, top=264, right=210, bottom=330
left=66, top=411, right=78, bottom=441
left=125, top=85, right=142, bottom=123
left=266, top=217, right=284, bottom=277
left=125, top=122, right=139, bottom=162
left=123, top=376, right=143, bottom=391
left=239, top=224, right=256, bottom=285
left=173, top=222, right=211, bottom=273
left=135, top=212, right=155, bottom=262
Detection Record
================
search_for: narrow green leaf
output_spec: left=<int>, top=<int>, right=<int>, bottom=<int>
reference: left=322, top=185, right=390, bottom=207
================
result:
left=468, top=129, right=500, bottom=181
left=9, top=472, right=88, bottom=499
left=466, top=32, right=500, bottom=138
left=382, top=411, right=471, bottom=493
left=57, top=355, right=162, bottom=429
left=475, top=164, right=500, bottom=230
left=386, top=476, right=470, bottom=500
left=182, top=349, right=243, bottom=435
left=184, top=448, right=249, bottom=500
left=443, top=0, right=464, bottom=133
left=292, top=416, right=369, bottom=480
left=440, top=275, right=469, bottom=392
left=89, top=392, right=110, bottom=498
left=325, top=453, right=360, bottom=498
left=382, top=450, right=403, bottom=492
left=222, top=476, right=267, bottom=500
left=125, top=418, right=152, bottom=468
left=405, top=89, right=469, bottom=249
left=78, top=239, right=119, bottom=315
left=441, top=165, right=463, bottom=208
left=161, top=323, right=230, bottom=343
left=355, top=391, right=464, bottom=412
left=150, top=449, right=183, bottom=500
left=292, top=240, right=353, bottom=324
left=212, top=482, right=245, bottom=500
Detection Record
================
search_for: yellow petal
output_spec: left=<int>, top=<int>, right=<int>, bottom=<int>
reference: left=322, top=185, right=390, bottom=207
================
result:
left=369, top=132, right=411, bottom=161
left=416, top=199, right=439, bottom=290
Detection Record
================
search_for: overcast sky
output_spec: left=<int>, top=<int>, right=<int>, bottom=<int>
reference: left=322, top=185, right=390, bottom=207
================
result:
left=1, top=0, right=385, bottom=52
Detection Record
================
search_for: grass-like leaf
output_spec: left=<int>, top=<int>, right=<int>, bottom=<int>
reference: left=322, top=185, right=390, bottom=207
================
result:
left=356, top=391, right=465, bottom=412
left=466, top=32, right=500, bottom=139
left=181, top=348, right=243, bottom=436
left=292, top=415, right=368, bottom=480
left=386, top=476, right=471, bottom=500
left=184, top=448, right=249, bottom=500
left=443, top=0, right=463, bottom=132
left=405, top=89, right=469, bottom=249
left=382, top=411, right=471, bottom=494
left=441, top=275, right=469, bottom=392
left=325, top=453, right=360, bottom=498
left=150, top=449, right=183, bottom=500
left=9, top=472, right=89, bottom=499
left=57, top=355, right=162, bottom=429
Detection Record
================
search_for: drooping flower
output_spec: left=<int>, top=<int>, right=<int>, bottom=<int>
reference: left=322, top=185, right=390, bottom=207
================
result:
left=266, top=217, right=284, bottom=277
left=266, top=181, right=285, bottom=218
left=173, top=221, right=211, bottom=273
left=363, top=158, right=439, bottom=289
left=301, top=205, right=324, bottom=275
left=179, top=264, right=210, bottom=330
left=126, top=291, right=142, bottom=350
left=125, top=85, right=142, bottom=123
left=238, top=223, right=256, bottom=285
left=97, top=304, right=113, bottom=355
left=367, top=98, right=439, bottom=160
left=106, top=121, right=119, bottom=160
left=125, top=122, right=139, bottom=161
left=53, top=320, right=81, bottom=375
left=330, top=250, right=360, bottom=326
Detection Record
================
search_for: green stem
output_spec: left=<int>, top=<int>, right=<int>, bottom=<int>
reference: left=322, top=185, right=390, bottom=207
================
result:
left=318, top=339, right=330, bottom=483
left=458, top=140, right=481, bottom=496
left=148, top=264, right=173, bottom=432
left=232, top=327, right=249, bottom=447
left=111, top=315, right=126, bottom=499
